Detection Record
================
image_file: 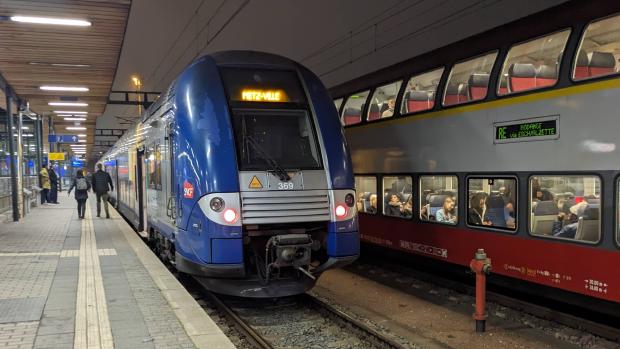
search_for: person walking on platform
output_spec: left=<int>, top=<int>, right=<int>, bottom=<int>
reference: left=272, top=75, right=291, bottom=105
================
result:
left=92, top=163, right=114, bottom=218
left=39, top=165, right=51, bottom=204
left=48, top=165, right=60, bottom=204
left=68, top=169, right=91, bottom=219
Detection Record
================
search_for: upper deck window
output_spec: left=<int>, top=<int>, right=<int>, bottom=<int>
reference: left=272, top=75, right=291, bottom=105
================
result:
left=401, top=68, right=444, bottom=114
left=341, top=90, right=370, bottom=126
left=443, top=52, right=497, bottom=106
left=333, top=98, right=343, bottom=112
left=499, top=30, right=571, bottom=95
left=366, top=81, right=402, bottom=122
left=220, top=68, right=307, bottom=104
left=574, top=14, right=620, bottom=81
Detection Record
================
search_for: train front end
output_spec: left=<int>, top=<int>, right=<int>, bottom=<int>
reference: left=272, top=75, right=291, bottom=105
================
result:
left=174, top=52, right=359, bottom=297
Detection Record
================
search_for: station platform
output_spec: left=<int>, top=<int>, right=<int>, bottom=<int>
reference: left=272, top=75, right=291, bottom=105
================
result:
left=0, top=195, right=236, bottom=349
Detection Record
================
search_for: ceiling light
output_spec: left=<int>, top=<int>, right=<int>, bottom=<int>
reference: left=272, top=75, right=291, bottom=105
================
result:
left=29, top=62, right=91, bottom=68
left=11, top=16, right=91, bottom=27
left=66, top=127, right=86, bottom=130
left=49, top=102, right=88, bottom=107
left=40, top=86, right=89, bottom=92
left=63, top=117, right=86, bottom=121
left=54, top=111, right=88, bottom=114
left=78, top=140, right=86, bottom=143
left=77, top=134, right=87, bottom=137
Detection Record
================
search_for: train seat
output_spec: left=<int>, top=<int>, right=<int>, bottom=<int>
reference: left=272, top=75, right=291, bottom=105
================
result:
left=486, top=195, right=507, bottom=227
left=536, top=65, right=558, bottom=88
left=574, top=50, right=589, bottom=79
left=405, top=91, right=432, bottom=113
left=468, top=73, right=489, bottom=101
left=587, top=51, right=616, bottom=78
left=367, top=103, right=381, bottom=121
left=532, top=200, right=558, bottom=235
left=343, top=107, right=361, bottom=125
left=508, top=63, right=536, bottom=93
left=457, top=83, right=469, bottom=103
left=575, top=206, right=600, bottom=242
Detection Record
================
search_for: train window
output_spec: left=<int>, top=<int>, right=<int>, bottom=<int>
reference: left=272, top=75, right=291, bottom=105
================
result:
left=146, top=145, right=162, bottom=190
left=401, top=68, right=444, bottom=114
left=355, top=176, right=377, bottom=214
left=498, top=30, right=571, bottom=95
left=341, top=90, right=370, bottom=126
left=467, top=177, right=517, bottom=231
left=334, top=98, right=343, bottom=112
left=574, top=14, right=620, bottom=81
left=419, top=175, right=458, bottom=225
left=367, top=81, right=402, bottom=122
left=529, top=175, right=601, bottom=243
left=617, top=178, right=620, bottom=246
left=382, top=176, right=413, bottom=219
left=443, top=51, right=497, bottom=106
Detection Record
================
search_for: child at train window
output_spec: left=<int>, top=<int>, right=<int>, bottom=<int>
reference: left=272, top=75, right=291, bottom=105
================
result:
left=468, top=192, right=492, bottom=226
left=385, top=193, right=403, bottom=217
left=436, top=196, right=457, bottom=224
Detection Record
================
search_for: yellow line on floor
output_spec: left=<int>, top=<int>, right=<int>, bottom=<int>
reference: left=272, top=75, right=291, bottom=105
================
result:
left=74, top=205, right=114, bottom=348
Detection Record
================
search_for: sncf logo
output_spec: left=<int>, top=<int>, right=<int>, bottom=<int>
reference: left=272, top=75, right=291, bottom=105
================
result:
left=183, top=180, right=194, bottom=199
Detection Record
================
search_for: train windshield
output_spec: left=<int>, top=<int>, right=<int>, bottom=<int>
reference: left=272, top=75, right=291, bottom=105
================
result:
left=231, top=109, right=322, bottom=171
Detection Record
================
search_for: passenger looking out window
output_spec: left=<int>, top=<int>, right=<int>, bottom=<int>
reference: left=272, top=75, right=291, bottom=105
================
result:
left=529, top=175, right=600, bottom=242
left=382, top=176, right=413, bottom=219
left=367, top=81, right=401, bottom=122
left=354, top=176, right=377, bottom=214
left=419, top=175, right=458, bottom=225
left=436, top=196, right=457, bottom=224
left=467, top=178, right=517, bottom=231
left=401, top=68, right=443, bottom=114
left=574, top=14, right=620, bottom=80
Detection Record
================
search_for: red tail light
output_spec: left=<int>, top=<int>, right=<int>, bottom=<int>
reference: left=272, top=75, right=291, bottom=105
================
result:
left=223, top=208, right=238, bottom=224
left=335, top=204, right=347, bottom=218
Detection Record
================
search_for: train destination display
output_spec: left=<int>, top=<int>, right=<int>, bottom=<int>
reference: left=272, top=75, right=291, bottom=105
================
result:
left=494, top=116, right=559, bottom=143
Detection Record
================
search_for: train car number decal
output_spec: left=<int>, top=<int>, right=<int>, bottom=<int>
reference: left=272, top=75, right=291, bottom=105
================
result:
left=183, top=181, right=194, bottom=199
left=277, top=182, right=294, bottom=190
left=494, top=115, right=559, bottom=144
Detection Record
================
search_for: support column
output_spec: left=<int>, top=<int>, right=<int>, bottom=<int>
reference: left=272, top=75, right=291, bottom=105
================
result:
left=35, top=115, right=43, bottom=181
left=5, top=94, right=19, bottom=221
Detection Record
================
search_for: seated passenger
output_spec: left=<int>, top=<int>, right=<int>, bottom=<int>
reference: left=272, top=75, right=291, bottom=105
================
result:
left=420, top=204, right=429, bottom=221
left=552, top=202, right=588, bottom=239
left=401, top=196, right=413, bottom=218
left=381, top=98, right=396, bottom=118
left=385, top=193, right=402, bottom=217
left=534, top=189, right=554, bottom=202
left=368, top=194, right=378, bottom=214
left=436, top=196, right=457, bottom=224
left=356, top=193, right=365, bottom=213
left=468, top=192, right=492, bottom=226
left=504, top=201, right=515, bottom=229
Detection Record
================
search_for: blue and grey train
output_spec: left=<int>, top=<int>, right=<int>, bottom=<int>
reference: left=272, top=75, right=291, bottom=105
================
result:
left=100, top=51, right=359, bottom=297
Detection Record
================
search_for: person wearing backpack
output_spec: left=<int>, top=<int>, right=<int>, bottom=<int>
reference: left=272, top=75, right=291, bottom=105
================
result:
left=68, top=169, right=91, bottom=219
left=92, top=163, right=114, bottom=218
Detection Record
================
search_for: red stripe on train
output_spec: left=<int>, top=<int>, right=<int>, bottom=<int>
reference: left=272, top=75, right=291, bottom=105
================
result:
left=359, top=215, right=619, bottom=303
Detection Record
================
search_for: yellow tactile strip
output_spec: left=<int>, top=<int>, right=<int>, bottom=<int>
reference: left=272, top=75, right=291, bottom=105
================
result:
left=110, top=210, right=237, bottom=349
left=74, top=207, right=114, bottom=349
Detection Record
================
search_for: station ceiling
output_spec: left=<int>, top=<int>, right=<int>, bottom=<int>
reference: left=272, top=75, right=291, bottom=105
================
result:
left=0, top=0, right=569, bottom=160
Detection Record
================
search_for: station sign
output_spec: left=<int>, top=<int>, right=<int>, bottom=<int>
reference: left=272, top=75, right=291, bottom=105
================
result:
left=48, top=134, right=79, bottom=143
left=48, top=152, right=66, bottom=161
left=494, top=115, right=559, bottom=144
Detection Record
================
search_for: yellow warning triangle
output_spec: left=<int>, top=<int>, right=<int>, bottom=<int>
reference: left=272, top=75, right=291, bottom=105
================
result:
left=248, top=176, right=263, bottom=189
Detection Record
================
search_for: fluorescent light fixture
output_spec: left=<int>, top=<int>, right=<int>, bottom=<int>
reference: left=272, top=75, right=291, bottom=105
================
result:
left=77, top=134, right=87, bottom=137
left=40, top=86, right=89, bottom=92
left=29, top=62, right=91, bottom=68
left=66, top=126, right=86, bottom=130
left=78, top=140, right=86, bottom=143
left=54, top=111, right=88, bottom=114
left=49, top=102, right=88, bottom=107
left=63, top=117, right=86, bottom=121
left=11, top=126, right=29, bottom=130
left=11, top=16, right=91, bottom=27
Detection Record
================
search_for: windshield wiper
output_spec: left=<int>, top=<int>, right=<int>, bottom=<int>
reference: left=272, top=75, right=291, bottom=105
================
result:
left=246, top=135, right=291, bottom=182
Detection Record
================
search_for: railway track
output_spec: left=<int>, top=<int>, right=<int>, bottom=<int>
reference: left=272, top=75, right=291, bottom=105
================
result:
left=350, top=259, right=620, bottom=343
left=199, top=288, right=412, bottom=349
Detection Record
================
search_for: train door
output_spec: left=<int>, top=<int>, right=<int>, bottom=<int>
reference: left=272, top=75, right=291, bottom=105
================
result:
left=165, top=123, right=177, bottom=226
left=136, top=149, right=145, bottom=232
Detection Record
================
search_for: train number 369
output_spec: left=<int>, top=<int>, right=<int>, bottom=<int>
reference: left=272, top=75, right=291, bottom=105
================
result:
left=277, top=182, right=294, bottom=190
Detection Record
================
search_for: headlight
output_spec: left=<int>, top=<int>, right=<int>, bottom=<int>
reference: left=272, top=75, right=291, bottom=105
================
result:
left=210, top=197, right=225, bottom=212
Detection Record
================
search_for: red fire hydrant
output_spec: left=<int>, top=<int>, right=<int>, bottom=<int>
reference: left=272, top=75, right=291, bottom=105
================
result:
left=469, top=248, right=492, bottom=332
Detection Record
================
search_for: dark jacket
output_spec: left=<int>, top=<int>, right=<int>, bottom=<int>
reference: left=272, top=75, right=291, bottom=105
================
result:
left=48, top=168, right=58, bottom=186
left=552, top=221, right=578, bottom=239
left=385, top=202, right=402, bottom=217
left=69, top=176, right=91, bottom=200
left=92, top=170, right=114, bottom=195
